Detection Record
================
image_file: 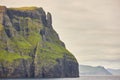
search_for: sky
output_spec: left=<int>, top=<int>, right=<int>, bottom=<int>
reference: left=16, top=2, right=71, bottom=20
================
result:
left=0, top=0, right=120, bottom=69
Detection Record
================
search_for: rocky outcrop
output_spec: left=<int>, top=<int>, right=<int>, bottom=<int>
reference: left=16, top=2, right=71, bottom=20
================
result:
left=47, top=12, right=52, bottom=27
left=0, top=6, right=7, bottom=24
left=0, top=6, right=79, bottom=78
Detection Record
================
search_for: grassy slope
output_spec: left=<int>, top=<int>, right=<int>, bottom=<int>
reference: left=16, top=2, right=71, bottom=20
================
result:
left=0, top=9, right=77, bottom=68
left=0, top=50, right=30, bottom=63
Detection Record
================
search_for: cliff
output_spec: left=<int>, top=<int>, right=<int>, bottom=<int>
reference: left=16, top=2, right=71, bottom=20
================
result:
left=0, top=6, right=79, bottom=78
left=79, top=65, right=112, bottom=75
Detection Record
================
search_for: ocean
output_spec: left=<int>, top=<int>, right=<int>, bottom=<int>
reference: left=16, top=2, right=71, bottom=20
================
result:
left=0, top=76, right=120, bottom=80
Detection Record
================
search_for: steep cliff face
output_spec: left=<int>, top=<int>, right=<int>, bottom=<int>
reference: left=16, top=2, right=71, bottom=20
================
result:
left=0, top=6, right=79, bottom=78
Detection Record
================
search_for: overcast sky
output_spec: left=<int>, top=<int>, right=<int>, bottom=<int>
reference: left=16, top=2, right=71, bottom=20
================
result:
left=1, top=0, right=120, bottom=69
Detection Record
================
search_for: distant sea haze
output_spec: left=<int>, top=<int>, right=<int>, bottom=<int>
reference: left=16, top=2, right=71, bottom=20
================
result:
left=79, top=64, right=120, bottom=76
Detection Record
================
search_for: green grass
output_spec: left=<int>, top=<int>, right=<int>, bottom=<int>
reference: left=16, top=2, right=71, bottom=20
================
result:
left=11, top=36, right=32, bottom=55
left=45, top=42, right=76, bottom=60
left=9, top=7, right=38, bottom=11
left=0, top=24, right=3, bottom=31
left=0, top=50, right=30, bottom=63
left=26, top=32, right=42, bottom=46
left=23, top=17, right=43, bottom=46
left=37, top=41, right=77, bottom=66
left=14, top=38, right=31, bottom=49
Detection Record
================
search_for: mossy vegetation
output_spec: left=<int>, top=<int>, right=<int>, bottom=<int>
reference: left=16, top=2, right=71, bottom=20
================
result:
left=9, top=7, right=38, bottom=11
left=12, top=36, right=31, bottom=49
left=26, top=32, right=42, bottom=46
left=37, top=41, right=77, bottom=66
left=0, top=50, right=30, bottom=63
left=0, top=24, right=3, bottom=31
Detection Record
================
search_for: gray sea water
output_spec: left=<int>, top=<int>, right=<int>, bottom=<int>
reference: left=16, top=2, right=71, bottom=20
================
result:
left=0, top=76, right=120, bottom=80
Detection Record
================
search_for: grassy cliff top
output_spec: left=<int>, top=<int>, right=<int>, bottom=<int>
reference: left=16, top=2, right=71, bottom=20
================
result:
left=9, top=6, right=39, bottom=11
left=0, top=6, right=6, bottom=8
left=0, top=6, right=7, bottom=13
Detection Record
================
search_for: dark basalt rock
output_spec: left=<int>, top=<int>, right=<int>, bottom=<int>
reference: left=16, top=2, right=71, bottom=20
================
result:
left=0, top=6, right=79, bottom=78
left=47, top=12, right=52, bottom=27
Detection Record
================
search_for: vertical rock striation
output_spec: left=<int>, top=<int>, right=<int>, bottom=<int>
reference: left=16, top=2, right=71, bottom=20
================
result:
left=0, top=6, right=79, bottom=78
